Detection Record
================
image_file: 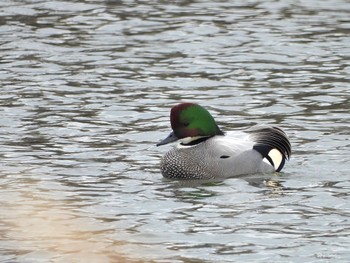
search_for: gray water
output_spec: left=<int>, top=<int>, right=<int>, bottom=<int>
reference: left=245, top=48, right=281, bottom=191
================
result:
left=1, top=0, right=350, bottom=262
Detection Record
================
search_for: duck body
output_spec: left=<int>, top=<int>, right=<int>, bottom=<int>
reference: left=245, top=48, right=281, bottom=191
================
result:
left=157, top=103, right=291, bottom=180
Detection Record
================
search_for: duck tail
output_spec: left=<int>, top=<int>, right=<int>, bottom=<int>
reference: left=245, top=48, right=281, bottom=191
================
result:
left=248, top=126, right=291, bottom=172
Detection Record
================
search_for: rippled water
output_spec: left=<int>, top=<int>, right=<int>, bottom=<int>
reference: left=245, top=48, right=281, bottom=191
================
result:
left=1, top=0, right=350, bottom=262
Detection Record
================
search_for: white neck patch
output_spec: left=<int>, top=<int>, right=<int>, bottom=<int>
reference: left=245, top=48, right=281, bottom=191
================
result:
left=176, top=136, right=208, bottom=148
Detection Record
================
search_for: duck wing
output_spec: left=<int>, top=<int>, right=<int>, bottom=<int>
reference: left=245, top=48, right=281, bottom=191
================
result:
left=208, top=126, right=291, bottom=172
left=246, top=125, right=291, bottom=172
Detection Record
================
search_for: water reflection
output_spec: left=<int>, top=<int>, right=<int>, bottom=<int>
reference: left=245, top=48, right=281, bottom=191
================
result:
left=0, top=188, right=140, bottom=262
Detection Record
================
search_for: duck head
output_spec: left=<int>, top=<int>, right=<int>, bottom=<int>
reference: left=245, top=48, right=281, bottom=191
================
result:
left=157, top=103, right=224, bottom=146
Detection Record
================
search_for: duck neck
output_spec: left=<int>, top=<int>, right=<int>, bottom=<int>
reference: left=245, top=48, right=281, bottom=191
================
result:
left=179, top=136, right=213, bottom=146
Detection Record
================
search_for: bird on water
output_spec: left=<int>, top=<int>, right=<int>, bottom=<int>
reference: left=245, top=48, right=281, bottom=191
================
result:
left=157, top=103, right=291, bottom=180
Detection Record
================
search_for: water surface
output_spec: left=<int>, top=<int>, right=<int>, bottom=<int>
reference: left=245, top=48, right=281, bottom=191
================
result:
left=0, top=0, right=350, bottom=262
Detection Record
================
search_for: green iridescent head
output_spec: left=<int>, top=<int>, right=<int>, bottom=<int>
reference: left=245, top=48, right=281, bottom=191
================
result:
left=157, top=103, right=224, bottom=146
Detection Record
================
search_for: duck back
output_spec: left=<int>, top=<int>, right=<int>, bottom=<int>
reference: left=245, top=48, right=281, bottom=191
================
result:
left=160, top=133, right=275, bottom=179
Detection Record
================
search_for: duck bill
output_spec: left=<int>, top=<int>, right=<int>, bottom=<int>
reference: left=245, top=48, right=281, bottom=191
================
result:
left=156, top=132, right=179, bottom=146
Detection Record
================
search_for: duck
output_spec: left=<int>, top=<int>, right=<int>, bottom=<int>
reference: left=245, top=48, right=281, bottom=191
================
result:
left=156, top=102, right=291, bottom=179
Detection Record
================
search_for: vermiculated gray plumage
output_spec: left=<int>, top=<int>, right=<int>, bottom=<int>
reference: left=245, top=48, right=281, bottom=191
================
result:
left=160, top=125, right=291, bottom=179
